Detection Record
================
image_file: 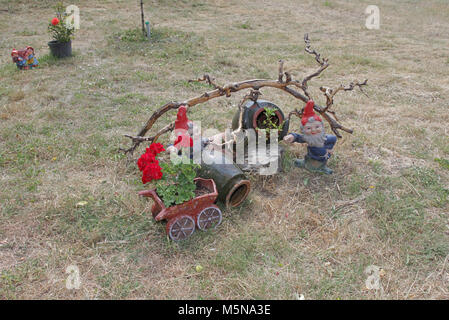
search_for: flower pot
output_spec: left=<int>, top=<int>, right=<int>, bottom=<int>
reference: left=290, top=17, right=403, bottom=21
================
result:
left=231, top=99, right=290, bottom=141
left=48, top=40, right=72, bottom=58
left=138, top=178, right=222, bottom=241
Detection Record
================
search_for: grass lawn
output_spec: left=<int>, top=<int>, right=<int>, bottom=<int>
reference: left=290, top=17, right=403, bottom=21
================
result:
left=0, top=0, right=448, bottom=299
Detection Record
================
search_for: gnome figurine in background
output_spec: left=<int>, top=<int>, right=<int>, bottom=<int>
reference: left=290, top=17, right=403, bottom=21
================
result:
left=11, top=47, right=38, bottom=70
left=283, top=100, right=337, bottom=174
left=11, top=49, right=26, bottom=69
left=23, top=46, right=39, bottom=69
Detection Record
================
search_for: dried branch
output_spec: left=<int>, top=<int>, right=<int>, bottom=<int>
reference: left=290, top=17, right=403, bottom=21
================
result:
left=288, top=109, right=303, bottom=122
left=302, top=33, right=329, bottom=99
left=120, top=122, right=175, bottom=155
left=121, top=35, right=368, bottom=155
left=122, top=78, right=311, bottom=155
left=320, top=79, right=368, bottom=111
left=278, top=60, right=285, bottom=83
left=188, top=74, right=229, bottom=96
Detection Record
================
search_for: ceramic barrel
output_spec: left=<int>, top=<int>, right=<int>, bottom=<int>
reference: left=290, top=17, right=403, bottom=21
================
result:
left=198, top=153, right=250, bottom=208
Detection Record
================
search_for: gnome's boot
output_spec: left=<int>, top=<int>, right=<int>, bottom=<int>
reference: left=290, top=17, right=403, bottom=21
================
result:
left=294, top=158, right=306, bottom=168
left=295, top=156, right=333, bottom=174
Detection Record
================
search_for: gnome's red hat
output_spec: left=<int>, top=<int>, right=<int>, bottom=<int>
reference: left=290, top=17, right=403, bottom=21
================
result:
left=174, top=105, right=190, bottom=131
left=26, top=46, right=34, bottom=52
left=11, top=49, right=18, bottom=56
left=174, top=105, right=193, bottom=148
left=301, top=100, right=322, bottom=125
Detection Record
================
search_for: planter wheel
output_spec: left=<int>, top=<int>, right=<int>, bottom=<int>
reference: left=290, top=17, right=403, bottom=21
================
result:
left=167, top=215, right=195, bottom=241
left=197, top=206, right=222, bottom=231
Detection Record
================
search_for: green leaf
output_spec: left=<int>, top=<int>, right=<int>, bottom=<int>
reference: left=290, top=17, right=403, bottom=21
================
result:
left=154, top=156, right=199, bottom=207
left=303, top=177, right=309, bottom=186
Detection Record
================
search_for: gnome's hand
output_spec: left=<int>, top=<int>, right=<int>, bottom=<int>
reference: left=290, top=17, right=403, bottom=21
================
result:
left=166, top=145, right=178, bottom=154
left=283, top=134, right=295, bottom=143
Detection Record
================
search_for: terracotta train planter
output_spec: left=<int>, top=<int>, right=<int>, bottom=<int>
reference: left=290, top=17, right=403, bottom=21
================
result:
left=138, top=178, right=221, bottom=241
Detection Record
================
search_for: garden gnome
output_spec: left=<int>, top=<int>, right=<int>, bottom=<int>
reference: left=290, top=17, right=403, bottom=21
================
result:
left=166, top=105, right=209, bottom=157
left=11, top=49, right=26, bottom=69
left=24, top=46, right=39, bottom=69
left=166, top=105, right=194, bottom=155
left=283, top=100, right=337, bottom=174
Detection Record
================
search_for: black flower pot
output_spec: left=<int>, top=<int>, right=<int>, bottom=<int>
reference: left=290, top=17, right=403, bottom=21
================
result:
left=48, top=40, right=72, bottom=58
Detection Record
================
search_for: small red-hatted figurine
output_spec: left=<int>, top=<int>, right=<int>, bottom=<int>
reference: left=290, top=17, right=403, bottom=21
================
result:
left=166, top=105, right=194, bottom=154
left=283, top=100, right=337, bottom=174
left=11, top=49, right=26, bottom=69
left=11, top=47, right=39, bottom=70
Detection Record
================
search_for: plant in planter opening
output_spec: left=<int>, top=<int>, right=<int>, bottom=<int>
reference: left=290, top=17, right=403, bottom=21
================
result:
left=260, top=106, right=285, bottom=138
left=48, top=2, right=75, bottom=58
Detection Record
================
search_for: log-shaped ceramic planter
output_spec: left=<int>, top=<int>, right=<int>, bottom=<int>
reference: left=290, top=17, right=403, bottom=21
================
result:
left=198, top=152, right=251, bottom=209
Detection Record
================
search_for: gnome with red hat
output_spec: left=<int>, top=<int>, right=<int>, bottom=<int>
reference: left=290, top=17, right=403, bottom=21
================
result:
left=166, top=105, right=210, bottom=158
left=24, top=46, right=39, bottom=69
left=283, top=100, right=337, bottom=174
left=11, top=49, right=26, bottom=69
left=166, top=105, right=194, bottom=156
left=11, top=47, right=38, bottom=70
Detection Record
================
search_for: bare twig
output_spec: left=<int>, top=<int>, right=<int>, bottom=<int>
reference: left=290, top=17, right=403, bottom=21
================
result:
left=302, top=33, right=329, bottom=99
left=189, top=74, right=229, bottom=96
left=121, top=34, right=368, bottom=155
left=278, top=59, right=285, bottom=83
left=288, top=109, right=303, bottom=122
left=320, top=79, right=368, bottom=111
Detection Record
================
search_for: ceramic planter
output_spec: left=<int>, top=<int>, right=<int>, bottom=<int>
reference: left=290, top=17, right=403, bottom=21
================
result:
left=231, top=99, right=290, bottom=140
left=198, top=152, right=251, bottom=209
left=138, top=178, right=221, bottom=241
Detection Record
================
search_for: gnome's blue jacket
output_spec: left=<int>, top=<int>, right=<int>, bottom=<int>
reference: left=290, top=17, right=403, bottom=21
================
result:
left=290, top=132, right=337, bottom=162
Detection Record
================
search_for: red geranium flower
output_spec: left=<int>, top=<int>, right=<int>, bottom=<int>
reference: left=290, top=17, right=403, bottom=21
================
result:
left=51, top=17, right=60, bottom=26
left=149, top=143, right=165, bottom=155
left=137, top=151, right=155, bottom=172
left=137, top=143, right=165, bottom=184
left=142, top=162, right=163, bottom=184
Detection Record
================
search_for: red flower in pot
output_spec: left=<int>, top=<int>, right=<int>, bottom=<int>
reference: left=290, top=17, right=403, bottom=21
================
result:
left=47, top=3, right=75, bottom=58
left=137, top=143, right=165, bottom=184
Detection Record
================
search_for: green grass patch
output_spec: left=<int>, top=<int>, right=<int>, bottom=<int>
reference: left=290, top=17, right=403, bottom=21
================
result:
left=0, top=259, right=45, bottom=299
left=47, top=193, right=152, bottom=246
left=237, top=22, right=252, bottom=30
left=117, top=28, right=147, bottom=43
left=435, top=157, right=449, bottom=170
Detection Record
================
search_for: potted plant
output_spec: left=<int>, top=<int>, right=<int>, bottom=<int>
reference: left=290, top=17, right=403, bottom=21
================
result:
left=137, top=143, right=222, bottom=241
left=48, top=2, right=75, bottom=58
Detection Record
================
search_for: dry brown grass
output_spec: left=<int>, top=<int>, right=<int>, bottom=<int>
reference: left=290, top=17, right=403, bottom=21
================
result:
left=0, top=0, right=448, bottom=299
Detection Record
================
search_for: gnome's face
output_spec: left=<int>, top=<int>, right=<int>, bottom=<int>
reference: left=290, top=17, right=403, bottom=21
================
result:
left=301, top=118, right=326, bottom=147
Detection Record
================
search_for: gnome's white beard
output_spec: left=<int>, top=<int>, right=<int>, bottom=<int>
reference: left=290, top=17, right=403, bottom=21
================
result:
left=302, top=131, right=326, bottom=148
